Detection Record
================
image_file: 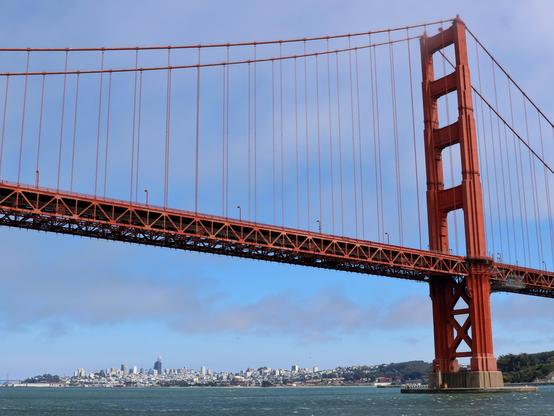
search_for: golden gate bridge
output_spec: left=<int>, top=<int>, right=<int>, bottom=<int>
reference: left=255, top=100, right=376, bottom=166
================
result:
left=0, top=16, right=552, bottom=390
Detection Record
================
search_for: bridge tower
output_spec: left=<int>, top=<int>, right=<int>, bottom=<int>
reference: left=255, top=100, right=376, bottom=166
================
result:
left=420, top=18, right=504, bottom=389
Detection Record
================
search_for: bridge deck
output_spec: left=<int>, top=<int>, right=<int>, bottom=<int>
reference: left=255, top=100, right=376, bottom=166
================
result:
left=0, top=181, right=552, bottom=297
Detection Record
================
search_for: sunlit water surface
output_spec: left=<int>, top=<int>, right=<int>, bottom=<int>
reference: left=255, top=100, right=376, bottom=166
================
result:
left=1, top=385, right=553, bottom=415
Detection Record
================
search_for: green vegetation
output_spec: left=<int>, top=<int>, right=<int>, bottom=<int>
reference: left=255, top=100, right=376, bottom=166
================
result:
left=322, top=360, right=431, bottom=383
left=22, top=374, right=60, bottom=384
left=498, top=351, right=554, bottom=383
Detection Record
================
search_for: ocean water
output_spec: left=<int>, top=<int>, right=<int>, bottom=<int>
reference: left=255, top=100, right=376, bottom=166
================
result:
left=1, top=385, right=553, bottom=415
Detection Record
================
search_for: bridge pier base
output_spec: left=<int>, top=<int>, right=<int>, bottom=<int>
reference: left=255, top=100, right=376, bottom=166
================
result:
left=428, top=370, right=504, bottom=389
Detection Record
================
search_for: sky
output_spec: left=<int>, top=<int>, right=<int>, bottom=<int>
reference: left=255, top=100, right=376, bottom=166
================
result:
left=0, top=0, right=553, bottom=379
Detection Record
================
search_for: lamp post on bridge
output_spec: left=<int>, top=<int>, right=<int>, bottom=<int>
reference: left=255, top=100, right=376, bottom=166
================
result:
left=144, top=188, right=149, bottom=206
left=236, top=205, right=242, bottom=221
left=384, top=232, right=390, bottom=245
left=316, top=219, right=321, bottom=234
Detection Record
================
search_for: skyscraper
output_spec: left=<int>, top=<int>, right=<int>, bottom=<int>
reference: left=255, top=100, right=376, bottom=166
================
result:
left=154, top=357, right=163, bottom=374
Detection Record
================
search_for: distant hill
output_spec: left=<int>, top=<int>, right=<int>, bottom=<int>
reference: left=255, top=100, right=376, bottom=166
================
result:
left=374, top=361, right=431, bottom=382
left=498, top=351, right=554, bottom=383
left=323, top=360, right=431, bottom=383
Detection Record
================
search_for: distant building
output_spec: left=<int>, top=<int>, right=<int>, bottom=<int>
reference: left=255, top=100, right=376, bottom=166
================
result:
left=154, top=357, right=163, bottom=374
left=200, top=366, right=207, bottom=376
left=313, top=366, right=319, bottom=373
left=121, top=364, right=128, bottom=375
left=291, top=365, right=299, bottom=373
left=132, top=366, right=138, bottom=375
left=74, top=368, right=86, bottom=378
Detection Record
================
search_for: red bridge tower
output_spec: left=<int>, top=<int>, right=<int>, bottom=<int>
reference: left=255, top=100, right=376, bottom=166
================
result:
left=420, top=18, right=504, bottom=389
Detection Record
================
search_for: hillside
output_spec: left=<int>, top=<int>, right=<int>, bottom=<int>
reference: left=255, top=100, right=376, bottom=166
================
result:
left=322, top=361, right=431, bottom=383
left=498, top=351, right=554, bottom=383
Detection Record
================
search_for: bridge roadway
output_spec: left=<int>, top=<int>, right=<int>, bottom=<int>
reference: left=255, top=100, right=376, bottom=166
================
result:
left=0, top=181, right=552, bottom=298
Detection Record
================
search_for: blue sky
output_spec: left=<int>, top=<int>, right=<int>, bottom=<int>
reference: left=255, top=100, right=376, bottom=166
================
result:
left=0, top=0, right=553, bottom=379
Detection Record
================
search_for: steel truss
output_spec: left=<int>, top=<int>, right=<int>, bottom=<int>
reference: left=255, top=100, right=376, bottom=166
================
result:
left=0, top=181, right=552, bottom=297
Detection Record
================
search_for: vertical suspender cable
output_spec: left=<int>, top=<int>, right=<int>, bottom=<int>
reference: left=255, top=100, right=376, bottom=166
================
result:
left=388, top=32, right=403, bottom=245
left=57, top=51, right=69, bottom=191
left=271, top=59, right=276, bottom=224
left=280, top=43, right=285, bottom=226
left=491, top=62, right=512, bottom=262
left=406, top=31, right=422, bottom=249
left=130, top=50, right=138, bottom=202
left=335, top=52, right=345, bottom=235
left=35, top=75, right=45, bottom=187
left=304, top=41, right=311, bottom=230
left=354, top=49, right=365, bottom=239
left=326, top=39, right=335, bottom=234
left=369, top=35, right=381, bottom=241
left=537, top=112, right=554, bottom=267
left=94, top=51, right=105, bottom=197
left=221, top=64, right=226, bottom=215
left=70, top=73, right=80, bottom=191
left=348, top=36, right=359, bottom=238
left=523, top=97, right=543, bottom=265
left=488, top=105, right=504, bottom=257
left=164, top=49, right=172, bottom=208
left=135, top=70, right=143, bottom=203
left=0, top=76, right=9, bottom=179
left=17, top=51, right=30, bottom=185
left=224, top=46, right=230, bottom=216
left=373, top=46, right=385, bottom=240
left=315, top=54, right=323, bottom=231
left=508, top=79, right=529, bottom=265
left=294, top=57, right=300, bottom=228
left=501, top=115, right=518, bottom=261
left=248, top=61, right=251, bottom=219
left=103, top=71, right=112, bottom=198
left=279, top=42, right=285, bottom=227
left=253, top=45, right=258, bottom=221
left=194, top=47, right=201, bottom=212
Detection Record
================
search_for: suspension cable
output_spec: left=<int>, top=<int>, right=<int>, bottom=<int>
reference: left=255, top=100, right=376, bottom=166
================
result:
left=0, top=19, right=452, bottom=53
left=0, top=36, right=420, bottom=78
